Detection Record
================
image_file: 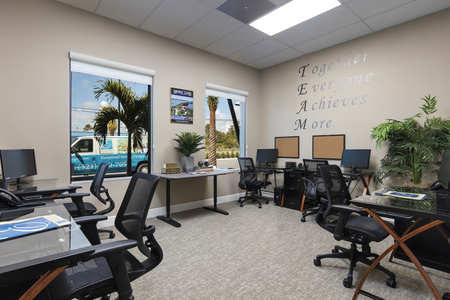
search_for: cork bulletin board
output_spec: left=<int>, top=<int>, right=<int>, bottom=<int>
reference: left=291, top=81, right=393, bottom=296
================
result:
left=312, top=135, right=345, bottom=159
left=275, top=136, right=299, bottom=158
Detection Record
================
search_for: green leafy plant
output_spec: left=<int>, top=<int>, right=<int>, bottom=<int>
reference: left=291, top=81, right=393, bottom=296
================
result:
left=371, top=95, right=450, bottom=185
left=173, top=132, right=205, bottom=157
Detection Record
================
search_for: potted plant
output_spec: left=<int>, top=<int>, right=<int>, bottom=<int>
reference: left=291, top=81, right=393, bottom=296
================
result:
left=173, top=132, right=205, bottom=172
left=371, top=95, right=450, bottom=187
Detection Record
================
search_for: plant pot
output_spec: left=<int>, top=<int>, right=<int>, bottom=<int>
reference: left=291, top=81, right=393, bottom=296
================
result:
left=181, top=156, right=194, bottom=173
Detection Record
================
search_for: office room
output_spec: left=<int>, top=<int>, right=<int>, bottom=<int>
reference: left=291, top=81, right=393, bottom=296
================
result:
left=1, top=0, right=450, bottom=299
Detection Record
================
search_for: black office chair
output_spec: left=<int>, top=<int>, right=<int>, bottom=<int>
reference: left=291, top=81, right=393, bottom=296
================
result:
left=313, top=164, right=396, bottom=289
left=237, top=157, right=269, bottom=208
left=44, top=172, right=163, bottom=300
left=54, top=162, right=116, bottom=238
left=300, top=159, right=328, bottom=222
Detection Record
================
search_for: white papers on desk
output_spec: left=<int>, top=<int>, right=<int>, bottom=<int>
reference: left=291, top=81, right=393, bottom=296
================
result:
left=0, top=214, right=71, bottom=241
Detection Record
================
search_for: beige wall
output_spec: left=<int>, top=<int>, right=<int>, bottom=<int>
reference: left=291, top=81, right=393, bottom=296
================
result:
left=260, top=8, right=450, bottom=193
left=0, top=0, right=261, bottom=213
left=1, top=0, right=450, bottom=211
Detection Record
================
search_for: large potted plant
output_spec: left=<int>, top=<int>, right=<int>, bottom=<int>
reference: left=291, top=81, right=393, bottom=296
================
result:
left=371, top=95, right=450, bottom=187
left=174, top=132, right=205, bottom=172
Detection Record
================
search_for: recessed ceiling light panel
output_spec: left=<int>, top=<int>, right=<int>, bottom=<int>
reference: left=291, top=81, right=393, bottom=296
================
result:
left=217, top=0, right=277, bottom=24
left=250, top=0, right=341, bottom=36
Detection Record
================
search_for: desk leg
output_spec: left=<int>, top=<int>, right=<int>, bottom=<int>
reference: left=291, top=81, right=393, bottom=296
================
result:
left=157, top=179, right=181, bottom=228
left=203, top=175, right=229, bottom=215
left=360, top=174, right=371, bottom=196
left=353, top=209, right=443, bottom=300
left=19, top=266, right=67, bottom=300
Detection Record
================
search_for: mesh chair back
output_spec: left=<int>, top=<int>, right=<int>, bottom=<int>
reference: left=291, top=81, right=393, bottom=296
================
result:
left=115, top=172, right=160, bottom=257
left=90, top=162, right=109, bottom=204
left=237, top=157, right=258, bottom=189
left=303, top=159, right=328, bottom=180
left=317, top=164, right=351, bottom=218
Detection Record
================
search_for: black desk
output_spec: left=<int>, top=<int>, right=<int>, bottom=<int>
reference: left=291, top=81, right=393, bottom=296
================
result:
left=6, top=179, right=74, bottom=199
left=350, top=187, right=449, bottom=300
left=155, top=170, right=234, bottom=228
left=0, top=204, right=93, bottom=299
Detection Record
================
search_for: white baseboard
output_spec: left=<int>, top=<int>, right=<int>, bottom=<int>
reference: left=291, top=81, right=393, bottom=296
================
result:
left=97, top=192, right=247, bottom=228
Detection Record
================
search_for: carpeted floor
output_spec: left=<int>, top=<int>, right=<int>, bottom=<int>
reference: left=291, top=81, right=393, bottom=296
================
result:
left=104, top=200, right=450, bottom=299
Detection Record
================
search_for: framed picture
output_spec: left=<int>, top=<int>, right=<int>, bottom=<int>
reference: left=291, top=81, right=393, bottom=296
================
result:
left=312, top=134, right=345, bottom=159
left=170, top=87, right=193, bottom=124
left=275, top=136, right=299, bottom=158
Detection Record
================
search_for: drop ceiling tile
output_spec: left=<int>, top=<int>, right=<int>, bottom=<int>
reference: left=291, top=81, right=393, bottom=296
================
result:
left=227, top=37, right=289, bottom=64
left=198, top=0, right=227, bottom=7
left=364, top=0, right=450, bottom=31
left=247, top=47, right=304, bottom=69
left=268, top=0, right=292, bottom=7
left=175, top=9, right=243, bottom=49
left=345, top=0, right=414, bottom=19
left=96, top=0, right=162, bottom=27
left=56, top=0, right=100, bottom=12
left=294, top=22, right=372, bottom=54
left=139, top=0, right=213, bottom=39
left=203, top=25, right=267, bottom=57
left=274, top=4, right=360, bottom=46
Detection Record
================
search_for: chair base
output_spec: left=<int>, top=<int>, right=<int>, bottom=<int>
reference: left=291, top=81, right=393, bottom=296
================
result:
left=98, top=228, right=115, bottom=239
left=301, top=207, right=319, bottom=222
left=238, top=191, right=269, bottom=208
left=314, top=243, right=396, bottom=289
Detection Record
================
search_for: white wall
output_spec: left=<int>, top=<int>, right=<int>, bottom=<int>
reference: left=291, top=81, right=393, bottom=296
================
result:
left=0, top=0, right=261, bottom=213
left=260, top=8, right=450, bottom=193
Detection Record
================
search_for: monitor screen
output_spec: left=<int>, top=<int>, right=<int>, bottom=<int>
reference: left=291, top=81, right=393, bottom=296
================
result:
left=438, top=149, right=450, bottom=190
left=0, top=149, right=37, bottom=185
left=340, top=149, right=371, bottom=173
left=256, top=149, right=278, bottom=165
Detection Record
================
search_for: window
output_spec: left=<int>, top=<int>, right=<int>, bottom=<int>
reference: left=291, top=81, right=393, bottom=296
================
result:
left=69, top=52, right=155, bottom=181
left=205, top=83, right=247, bottom=169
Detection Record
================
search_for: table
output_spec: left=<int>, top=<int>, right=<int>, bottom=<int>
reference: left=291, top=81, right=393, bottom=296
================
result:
left=6, top=179, right=74, bottom=199
left=0, top=204, right=93, bottom=300
left=342, top=172, right=373, bottom=195
left=350, top=187, right=450, bottom=300
left=155, top=169, right=234, bottom=227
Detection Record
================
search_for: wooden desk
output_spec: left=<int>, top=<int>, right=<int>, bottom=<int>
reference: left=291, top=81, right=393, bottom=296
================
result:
left=0, top=204, right=93, bottom=299
left=342, top=172, right=373, bottom=195
left=155, top=169, right=234, bottom=227
left=350, top=188, right=450, bottom=300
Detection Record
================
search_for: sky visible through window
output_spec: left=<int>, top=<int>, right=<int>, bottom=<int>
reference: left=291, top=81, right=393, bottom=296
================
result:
left=71, top=72, right=148, bottom=134
left=205, top=97, right=241, bottom=133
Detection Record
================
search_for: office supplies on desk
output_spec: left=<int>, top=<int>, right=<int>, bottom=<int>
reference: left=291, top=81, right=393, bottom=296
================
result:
left=0, top=214, right=70, bottom=241
left=375, top=190, right=427, bottom=200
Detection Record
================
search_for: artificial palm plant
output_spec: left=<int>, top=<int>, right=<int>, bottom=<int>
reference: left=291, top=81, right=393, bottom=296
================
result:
left=371, top=95, right=450, bottom=185
left=174, top=132, right=205, bottom=172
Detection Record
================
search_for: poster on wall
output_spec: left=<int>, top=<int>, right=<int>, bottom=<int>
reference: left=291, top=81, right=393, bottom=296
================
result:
left=170, top=87, right=193, bottom=124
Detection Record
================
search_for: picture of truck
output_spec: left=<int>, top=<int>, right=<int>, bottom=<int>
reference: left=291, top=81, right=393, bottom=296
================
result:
left=71, top=136, right=148, bottom=176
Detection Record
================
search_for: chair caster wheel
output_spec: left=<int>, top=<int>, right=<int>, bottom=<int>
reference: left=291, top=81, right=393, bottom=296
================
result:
left=265, top=199, right=269, bottom=204
left=240, top=203, right=243, bottom=207
left=301, top=217, right=305, bottom=222
left=258, top=204, right=262, bottom=208
left=343, top=277, right=352, bottom=288
left=386, top=278, right=396, bottom=288
left=313, top=258, right=321, bottom=266
left=332, top=248, right=339, bottom=253
left=109, top=232, right=115, bottom=239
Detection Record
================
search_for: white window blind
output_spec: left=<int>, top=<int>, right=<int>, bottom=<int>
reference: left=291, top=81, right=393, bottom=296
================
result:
left=69, top=51, right=155, bottom=85
left=205, top=83, right=248, bottom=102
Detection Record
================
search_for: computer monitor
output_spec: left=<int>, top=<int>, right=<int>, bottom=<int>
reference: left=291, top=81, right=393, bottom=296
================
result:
left=256, top=149, right=278, bottom=167
left=438, top=149, right=450, bottom=190
left=340, top=149, right=371, bottom=173
left=0, top=149, right=37, bottom=185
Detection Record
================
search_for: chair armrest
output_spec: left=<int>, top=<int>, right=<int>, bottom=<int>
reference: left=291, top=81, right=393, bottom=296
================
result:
left=74, top=215, right=108, bottom=225
left=332, top=204, right=366, bottom=241
left=86, top=240, right=137, bottom=260
left=53, top=193, right=90, bottom=216
left=53, top=192, right=90, bottom=200
left=74, top=215, right=108, bottom=245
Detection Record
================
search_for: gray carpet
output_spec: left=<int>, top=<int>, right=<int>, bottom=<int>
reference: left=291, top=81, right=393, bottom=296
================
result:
left=104, top=200, right=450, bottom=299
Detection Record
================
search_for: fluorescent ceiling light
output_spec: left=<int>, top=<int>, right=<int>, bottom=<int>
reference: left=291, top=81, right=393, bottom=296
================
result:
left=250, top=0, right=341, bottom=36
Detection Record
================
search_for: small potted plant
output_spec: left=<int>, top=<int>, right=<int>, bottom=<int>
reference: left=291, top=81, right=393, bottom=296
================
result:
left=173, top=132, right=205, bottom=172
